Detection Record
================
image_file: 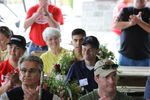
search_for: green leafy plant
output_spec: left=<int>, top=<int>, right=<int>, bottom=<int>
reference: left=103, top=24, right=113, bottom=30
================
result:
left=45, top=52, right=81, bottom=99
left=98, top=44, right=115, bottom=60
left=58, top=52, right=74, bottom=75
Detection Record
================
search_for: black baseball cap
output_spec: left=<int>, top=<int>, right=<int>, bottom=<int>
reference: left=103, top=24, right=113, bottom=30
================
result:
left=82, top=36, right=100, bottom=49
left=8, top=35, right=26, bottom=49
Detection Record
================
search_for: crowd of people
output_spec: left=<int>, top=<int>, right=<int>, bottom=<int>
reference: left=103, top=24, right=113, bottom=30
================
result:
left=0, top=0, right=149, bottom=99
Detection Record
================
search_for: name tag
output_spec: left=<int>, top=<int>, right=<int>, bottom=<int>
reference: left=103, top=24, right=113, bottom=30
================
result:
left=79, top=78, right=88, bottom=87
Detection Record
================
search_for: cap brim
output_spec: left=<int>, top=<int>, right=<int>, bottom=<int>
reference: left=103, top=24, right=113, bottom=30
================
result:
left=94, top=68, right=117, bottom=77
left=8, top=41, right=26, bottom=49
left=82, top=42, right=98, bottom=48
left=100, top=70, right=116, bottom=77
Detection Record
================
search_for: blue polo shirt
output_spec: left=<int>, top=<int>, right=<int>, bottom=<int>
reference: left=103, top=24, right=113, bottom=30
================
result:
left=65, top=60, right=98, bottom=93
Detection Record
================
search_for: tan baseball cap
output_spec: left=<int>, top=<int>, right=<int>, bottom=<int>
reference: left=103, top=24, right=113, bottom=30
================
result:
left=94, top=59, right=118, bottom=77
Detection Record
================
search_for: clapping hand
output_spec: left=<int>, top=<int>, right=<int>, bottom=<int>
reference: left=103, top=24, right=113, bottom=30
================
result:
left=2, top=72, right=21, bottom=90
left=24, top=86, right=40, bottom=100
left=129, top=12, right=142, bottom=26
left=33, top=0, right=48, bottom=19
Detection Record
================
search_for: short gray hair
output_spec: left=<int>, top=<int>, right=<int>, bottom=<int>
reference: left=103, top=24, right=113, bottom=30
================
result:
left=18, top=55, right=43, bottom=72
left=42, top=27, right=61, bottom=42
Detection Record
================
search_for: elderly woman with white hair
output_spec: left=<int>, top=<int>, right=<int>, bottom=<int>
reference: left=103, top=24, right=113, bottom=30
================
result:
left=40, top=27, right=67, bottom=75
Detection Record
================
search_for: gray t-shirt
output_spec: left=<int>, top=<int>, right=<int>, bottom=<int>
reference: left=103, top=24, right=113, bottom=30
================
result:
left=79, top=89, right=133, bottom=100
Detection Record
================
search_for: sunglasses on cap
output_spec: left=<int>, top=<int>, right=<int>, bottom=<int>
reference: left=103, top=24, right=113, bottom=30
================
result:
left=94, top=64, right=118, bottom=71
left=102, top=64, right=118, bottom=70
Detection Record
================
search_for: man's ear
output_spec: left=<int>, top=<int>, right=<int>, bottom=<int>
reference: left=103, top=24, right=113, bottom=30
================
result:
left=96, top=48, right=100, bottom=56
left=94, top=76, right=99, bottom=83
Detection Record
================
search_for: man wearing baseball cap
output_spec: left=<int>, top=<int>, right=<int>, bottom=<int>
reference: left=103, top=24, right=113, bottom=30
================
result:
left=0, top=35, right=26, bottom=95
left=79, top=59, right=133, bottom=100
left=65, top=36, right=100, bottom=94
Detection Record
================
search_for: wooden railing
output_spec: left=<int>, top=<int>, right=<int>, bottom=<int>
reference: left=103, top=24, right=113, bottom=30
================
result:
left=117, top=67, right=150, bottom=96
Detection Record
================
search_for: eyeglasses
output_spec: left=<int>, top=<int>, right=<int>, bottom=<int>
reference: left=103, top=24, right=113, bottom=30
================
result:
left=20, top=68, right=40, bottom=74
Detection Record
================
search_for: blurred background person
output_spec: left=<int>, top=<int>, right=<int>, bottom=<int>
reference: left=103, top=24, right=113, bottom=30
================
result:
left=0, top=35, right=26, bottom=95
left=71, top=28, right=86, bottom=61
left=40, top=27, right=67, bottom=76
left=112, top=0, right=132, bottom=58
left=24, top=0, right=64, bottom=55
left=0, top=26, right=13, bottom=62
left=113, top=0, right=150, bottom=66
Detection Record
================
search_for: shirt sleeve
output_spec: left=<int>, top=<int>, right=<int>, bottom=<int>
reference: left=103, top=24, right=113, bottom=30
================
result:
left=26, top=5, right=37, bottom=19
left=65, top=64, right=75, bottom=84
left=52, top=7, right=64, bottom=25
left=118, top=7, right=130, bottom=22
left=0, top=92, right=9, bottom=100
left=144, top=76, right=150, bottom=99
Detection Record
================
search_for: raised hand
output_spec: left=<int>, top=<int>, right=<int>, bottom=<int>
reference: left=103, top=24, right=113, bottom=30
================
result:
left=129, top=12, right=142, bottom=26
left=2, top=72, right=21, bottom=90
left=33, top=0, right=48, bottom=20
left=23, top=87, right=39, bottom=100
